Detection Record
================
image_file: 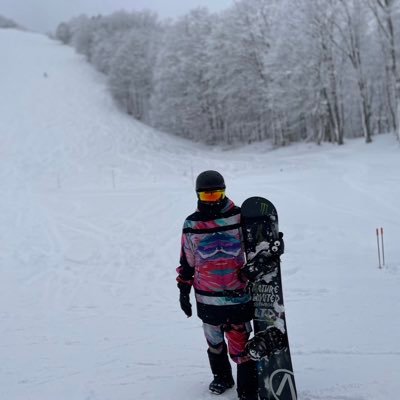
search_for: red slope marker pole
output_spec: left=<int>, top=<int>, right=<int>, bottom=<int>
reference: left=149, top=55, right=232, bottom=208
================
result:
left=376, top=228, right=382, bottom=269
left=380, top=227, right=385, bottom=267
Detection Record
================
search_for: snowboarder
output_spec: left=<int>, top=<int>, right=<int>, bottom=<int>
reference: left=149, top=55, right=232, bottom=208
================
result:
left=176, top=170, right=258, bottom=400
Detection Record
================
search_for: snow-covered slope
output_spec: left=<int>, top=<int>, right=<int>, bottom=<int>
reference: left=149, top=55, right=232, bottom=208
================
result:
left=1, top=29, right=399, bottom=400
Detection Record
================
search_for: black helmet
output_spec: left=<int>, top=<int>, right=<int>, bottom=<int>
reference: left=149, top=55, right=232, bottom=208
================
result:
left=195, top=170, right=226, bottom=192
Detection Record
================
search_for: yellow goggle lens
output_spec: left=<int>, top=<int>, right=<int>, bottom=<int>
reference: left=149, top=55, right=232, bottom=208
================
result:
left=197, top=190, right=226, bottom=202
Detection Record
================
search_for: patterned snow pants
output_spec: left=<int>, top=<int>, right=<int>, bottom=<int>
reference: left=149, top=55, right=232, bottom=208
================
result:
left=203, top=321, right=252, bottom=364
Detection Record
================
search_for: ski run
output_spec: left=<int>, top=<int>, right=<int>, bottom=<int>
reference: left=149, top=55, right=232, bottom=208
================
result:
left=0, top=29, right=399, bottom=400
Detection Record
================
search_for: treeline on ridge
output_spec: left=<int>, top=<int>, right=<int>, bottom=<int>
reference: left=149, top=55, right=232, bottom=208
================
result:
left=55, top=0, right=400, bottom=146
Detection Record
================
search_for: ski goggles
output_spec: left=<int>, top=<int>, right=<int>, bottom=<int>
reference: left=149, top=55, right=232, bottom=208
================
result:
left=197, top=189, right=226, bottom=202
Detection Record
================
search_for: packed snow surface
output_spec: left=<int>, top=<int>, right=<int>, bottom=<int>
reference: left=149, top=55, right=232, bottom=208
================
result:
left=1, top=30, right=399, bottom=400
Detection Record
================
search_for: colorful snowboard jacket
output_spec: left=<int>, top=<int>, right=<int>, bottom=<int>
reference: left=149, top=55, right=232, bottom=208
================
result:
left=176, top=198, right=253, bottom=325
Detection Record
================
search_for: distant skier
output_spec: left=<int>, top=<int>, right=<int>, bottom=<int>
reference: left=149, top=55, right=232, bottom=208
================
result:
left=176, top=170, right=258, bottom=400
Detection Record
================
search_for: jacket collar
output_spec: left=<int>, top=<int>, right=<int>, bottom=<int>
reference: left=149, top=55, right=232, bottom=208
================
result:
left=197, top=197, right=234, bottom=217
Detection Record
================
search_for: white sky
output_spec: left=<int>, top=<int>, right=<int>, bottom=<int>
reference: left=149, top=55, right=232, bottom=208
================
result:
left=0, top=0, right=234, bottom=33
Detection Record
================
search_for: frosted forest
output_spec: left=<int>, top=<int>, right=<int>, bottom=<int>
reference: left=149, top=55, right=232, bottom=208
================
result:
left=54, top=0, right=400, bottom=145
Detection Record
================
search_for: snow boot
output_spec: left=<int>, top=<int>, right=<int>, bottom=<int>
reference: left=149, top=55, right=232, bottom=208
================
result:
left=237, top=360, right=258, bottom=400
left=207, top=347, right=235, bottom=394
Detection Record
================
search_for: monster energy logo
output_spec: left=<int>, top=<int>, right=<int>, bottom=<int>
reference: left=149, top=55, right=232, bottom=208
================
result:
left=260, top=203, right=269, bottom=214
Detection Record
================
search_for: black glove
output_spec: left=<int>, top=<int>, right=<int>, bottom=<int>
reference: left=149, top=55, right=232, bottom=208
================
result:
left=178, top=282, right=192, bottom=317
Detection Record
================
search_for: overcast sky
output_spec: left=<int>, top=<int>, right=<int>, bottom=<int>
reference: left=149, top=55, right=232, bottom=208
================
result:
left=0, top=0, right=234, bottom=33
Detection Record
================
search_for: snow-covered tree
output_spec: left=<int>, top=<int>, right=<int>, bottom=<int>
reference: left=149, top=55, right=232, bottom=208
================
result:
left=323, top=0, right=374, bottom=142
left=0, top=15, right=18, bottom=29
left=367, top=0, right=400, bottom=140
left=67, top=15, right=97, bottom=61
left=150, top=9, right=217, bottom=142
left=108, top=12, right=159, bottom=121
left=55, top=22, right=72, bottom=44
left=288, top=0, right=346, bottom=144
left=90, top=11, right=153, bottom=75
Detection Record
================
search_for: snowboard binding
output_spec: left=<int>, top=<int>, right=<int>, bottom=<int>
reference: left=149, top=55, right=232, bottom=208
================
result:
left=246, top=327, right=288, bottom=361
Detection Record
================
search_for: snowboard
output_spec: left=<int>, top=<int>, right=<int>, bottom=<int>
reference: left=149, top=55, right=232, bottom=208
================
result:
left=241, top=197, right=297, bottom=400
